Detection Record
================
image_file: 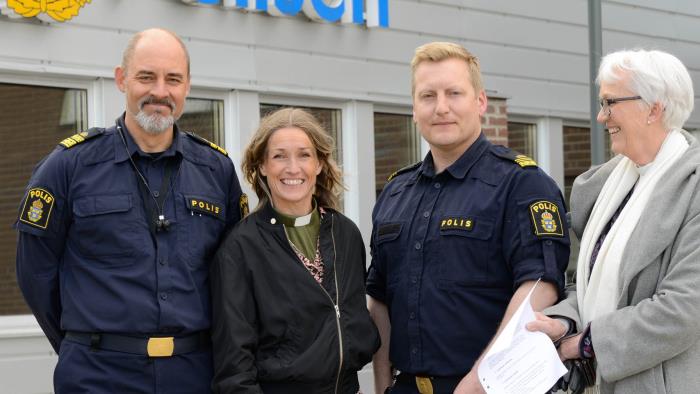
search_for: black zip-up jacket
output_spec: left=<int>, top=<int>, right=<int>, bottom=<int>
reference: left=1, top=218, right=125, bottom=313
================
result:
left=211, top=203, right=380, bottom=394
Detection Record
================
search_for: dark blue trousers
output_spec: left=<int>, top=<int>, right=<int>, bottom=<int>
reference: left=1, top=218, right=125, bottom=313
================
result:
left=54, top=340, right=213, bottom=393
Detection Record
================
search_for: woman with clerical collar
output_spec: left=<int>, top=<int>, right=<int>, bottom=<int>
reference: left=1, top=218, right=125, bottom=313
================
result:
left=210, top=107, right=379, bottom=394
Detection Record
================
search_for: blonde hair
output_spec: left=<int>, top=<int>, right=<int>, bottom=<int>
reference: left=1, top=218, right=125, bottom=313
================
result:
left=242, top=107, right=343, bottom=211
left=411, top=41, right=483, bottom=95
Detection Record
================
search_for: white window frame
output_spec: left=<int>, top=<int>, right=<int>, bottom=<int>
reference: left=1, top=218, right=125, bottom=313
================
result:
left=0, top=74, right=94, bottom=325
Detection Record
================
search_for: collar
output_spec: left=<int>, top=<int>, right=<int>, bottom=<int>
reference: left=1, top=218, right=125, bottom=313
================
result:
left=257, top=201, right=331, bottom=228
left=274, top=201, right=320, bottom=227
left=113, top=113, right=182, bottom=163
left=418, top=132, right=490, bottom=180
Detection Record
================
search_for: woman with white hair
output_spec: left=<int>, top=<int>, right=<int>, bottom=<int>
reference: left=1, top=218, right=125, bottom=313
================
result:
left=529, top=49, right=699, bottom=393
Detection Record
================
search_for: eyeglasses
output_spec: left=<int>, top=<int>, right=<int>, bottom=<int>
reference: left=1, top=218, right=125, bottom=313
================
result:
left=599, top=95, right=642, bottom=117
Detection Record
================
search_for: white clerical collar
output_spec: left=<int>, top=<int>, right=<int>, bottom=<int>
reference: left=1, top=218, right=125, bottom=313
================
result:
left=293, top=212, right=313, bottom=227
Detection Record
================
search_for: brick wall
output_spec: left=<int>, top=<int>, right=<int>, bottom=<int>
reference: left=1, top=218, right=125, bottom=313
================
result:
left=483, top=97, right=508, bottom=146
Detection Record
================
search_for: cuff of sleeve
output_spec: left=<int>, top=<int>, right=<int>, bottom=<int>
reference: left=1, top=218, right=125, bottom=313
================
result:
left=579, top=323, right=595, bottom=359
left=365, top=286, right=386, bottom=304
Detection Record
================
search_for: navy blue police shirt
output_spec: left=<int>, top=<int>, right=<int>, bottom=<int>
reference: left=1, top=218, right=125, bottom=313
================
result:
left=15, top=115, right=244, bottom=352
left=366, top=133, right=570, bottom=377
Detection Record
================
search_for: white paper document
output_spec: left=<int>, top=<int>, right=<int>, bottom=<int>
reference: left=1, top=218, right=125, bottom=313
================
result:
left=478, top=280, right=567, bottom=394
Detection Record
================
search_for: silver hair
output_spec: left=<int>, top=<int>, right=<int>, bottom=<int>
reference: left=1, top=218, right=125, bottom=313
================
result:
left=597, top=49, right=694, bottom=130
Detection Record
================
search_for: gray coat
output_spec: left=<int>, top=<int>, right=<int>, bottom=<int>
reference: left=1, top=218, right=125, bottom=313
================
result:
left=546, top=131, right=700, bottom=394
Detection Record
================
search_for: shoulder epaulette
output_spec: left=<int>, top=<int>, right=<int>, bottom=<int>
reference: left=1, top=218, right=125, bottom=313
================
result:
left=185, top=131, right=228, bottom=157
left=387, top=161, right=422, bottom=182
left=490, top=145, right=537, bottom=168
left=59, top=127, right=104, bottom=149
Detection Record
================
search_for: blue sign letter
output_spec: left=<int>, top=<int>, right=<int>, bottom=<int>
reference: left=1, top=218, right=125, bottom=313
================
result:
left=275, top=0, right=303, bottom=15
left=311, top=0, right=344, bottom=23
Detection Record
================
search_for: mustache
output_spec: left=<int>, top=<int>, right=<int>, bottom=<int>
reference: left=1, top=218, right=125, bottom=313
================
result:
left=138, top=96, right=175, bottom=111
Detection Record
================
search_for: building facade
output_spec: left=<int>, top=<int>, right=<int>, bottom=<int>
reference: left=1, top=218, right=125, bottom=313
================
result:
left=1, top=0, right=699, bottom=392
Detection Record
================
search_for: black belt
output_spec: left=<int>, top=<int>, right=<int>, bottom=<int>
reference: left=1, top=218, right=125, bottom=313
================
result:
left=65, top=331, right=210, bottom=357
left=395, top=372, right=462, bottom=394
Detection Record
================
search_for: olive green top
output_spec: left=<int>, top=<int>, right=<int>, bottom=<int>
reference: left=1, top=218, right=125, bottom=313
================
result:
left=276, top=205, right=321, bottom=261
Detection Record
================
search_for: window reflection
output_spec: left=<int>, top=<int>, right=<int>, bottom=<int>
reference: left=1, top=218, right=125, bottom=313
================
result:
left=0, top=83, right=88, bottom=315
left=180, top=98, right=225, bottom=144
left=374, top=112, right=420, bottom=196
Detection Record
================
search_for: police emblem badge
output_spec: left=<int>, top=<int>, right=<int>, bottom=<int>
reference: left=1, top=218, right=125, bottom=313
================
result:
left=529, top=200, right=564, bottom=237
left=7, top=0, right=92, bottom=22
left=19, top=187, right=55, bottom=229
left=239, top=193, right=249, bottom=218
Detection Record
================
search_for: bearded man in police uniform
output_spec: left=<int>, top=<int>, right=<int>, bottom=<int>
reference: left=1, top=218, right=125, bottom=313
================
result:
left=367, top=42, right=570, bottom=394
left=15, top=28, right=245, bottom=393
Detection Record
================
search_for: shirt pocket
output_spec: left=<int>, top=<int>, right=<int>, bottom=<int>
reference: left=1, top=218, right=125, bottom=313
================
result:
left=71, top=194, right=144, bottom=264
left=436, top=214, right=495, bottom=286
left=177, top=193, right=226, bottom=269
left=374, top=221, right=405, bottom=289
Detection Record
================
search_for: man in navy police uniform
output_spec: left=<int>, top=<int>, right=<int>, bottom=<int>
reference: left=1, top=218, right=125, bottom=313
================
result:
left=367, top=42, right=570, bottom=394
left=15, top=28, right=245, bottom=393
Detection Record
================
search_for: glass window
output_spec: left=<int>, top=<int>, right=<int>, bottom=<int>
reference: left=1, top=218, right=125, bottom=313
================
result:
left=260, top=104, right=342, bottom=164
left=374, top=112, right=420, bottom=196
left=180, top=97, right=225, bottom=144
left=507, top=122, right=537, bottom=159
left=562, top=126, right=612, bottom=279
left=0, top=83, right=88, bottom=315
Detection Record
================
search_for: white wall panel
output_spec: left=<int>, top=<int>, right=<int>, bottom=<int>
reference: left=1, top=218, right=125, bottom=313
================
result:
left=608, top=0, right=700, bottom=17
left=2, top=0, right=695, bottom=125
left=391, top=1, right=588, bottom=55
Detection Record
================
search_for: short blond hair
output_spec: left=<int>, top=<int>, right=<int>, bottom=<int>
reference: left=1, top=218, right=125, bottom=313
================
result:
left=411, top=42, right=483, bottom=95
left=242, top=107, right=343, bottom=211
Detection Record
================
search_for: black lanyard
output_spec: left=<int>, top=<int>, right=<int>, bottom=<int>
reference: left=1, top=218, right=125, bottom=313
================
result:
left=136, top=155, right=180, bottom=234
left=117, top=126, right=181, bottom=235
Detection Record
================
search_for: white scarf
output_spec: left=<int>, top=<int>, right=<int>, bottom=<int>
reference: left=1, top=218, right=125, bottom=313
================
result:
left=576, top=130, right=688, bottom=393
left=577, top=130, right=688, bottom=324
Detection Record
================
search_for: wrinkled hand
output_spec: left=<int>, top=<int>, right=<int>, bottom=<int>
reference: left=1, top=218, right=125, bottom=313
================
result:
left=558, top=333, right=582, bottom=361
left=525, top=312, right=567, bottom=342
left=453, top=369, right=486, bottom=394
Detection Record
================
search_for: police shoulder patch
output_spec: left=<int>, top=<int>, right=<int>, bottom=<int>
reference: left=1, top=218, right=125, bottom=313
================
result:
left=491, top=145, right=537, bottom=168
left=529, top=200, right=564, bottom=237
left=19, top=187, right=55, bottom=230
left=387, top=161, right=422, bottom=182
left=185, top=132, right=228, bottom=157
left=58, top=127, right=104, bottom=149
left=239, top=193, right=249, bottom=218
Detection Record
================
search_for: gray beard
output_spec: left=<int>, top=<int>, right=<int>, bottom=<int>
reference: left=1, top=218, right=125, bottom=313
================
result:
left=134, top=110, right=175, bottom=135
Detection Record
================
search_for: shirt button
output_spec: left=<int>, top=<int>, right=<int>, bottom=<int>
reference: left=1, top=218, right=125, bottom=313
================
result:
left=411, top=348, right=418, bottom=354
left=545, top=240, right=553, bottom=245
left=423, top=211, right=430, bottom=218
left=411, top=276, right=417, bottom=284
left=160, top=293, right=168, bottom=301
left=152, top=191, right=160, bottom=198
left=409, top=312, right=416, bottom=319
left=414, top=242, right=421, bottom=250
left=159, top=258, right=166, bottom=266
left=433, top=182, right=441, bottom=189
